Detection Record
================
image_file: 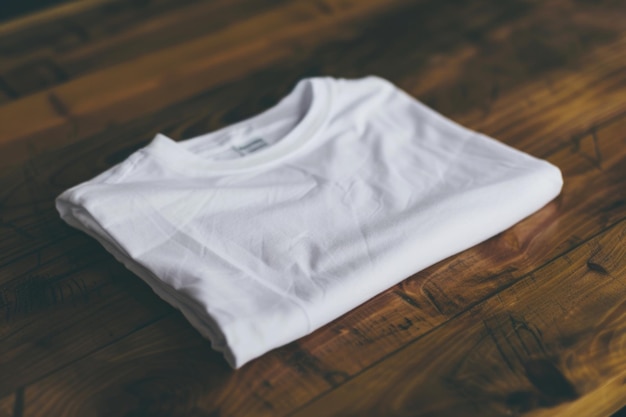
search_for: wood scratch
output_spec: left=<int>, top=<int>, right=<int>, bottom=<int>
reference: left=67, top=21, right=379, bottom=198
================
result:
left=590, top=127, right=603, bottom=169
left=422, top=286, right=445, bottom=315
left=0, top=76, right=18, bottom=99
left=483, top=320, right=515, bottom=372
left=393, top=290, right=421, bottom=309
left=482, top=81, right=500, bottom=118
left=13, top=387, right=24, bottom=417
left=571, top=126, right=604, bottom=170
left=502, top=320, right=525, bottom=365
left=509, top=314, right=547, bottom=356
left=47, top=92, right=71, bottom=118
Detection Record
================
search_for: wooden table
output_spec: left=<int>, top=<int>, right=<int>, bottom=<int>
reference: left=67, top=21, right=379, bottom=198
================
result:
left=1, top=0, right=625, bottom=416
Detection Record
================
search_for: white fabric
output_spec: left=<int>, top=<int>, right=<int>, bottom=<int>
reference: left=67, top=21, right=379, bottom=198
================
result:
left=56, top=76, right=563, bottom=368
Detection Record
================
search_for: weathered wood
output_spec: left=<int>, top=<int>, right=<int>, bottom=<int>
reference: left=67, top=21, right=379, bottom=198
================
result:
left=292, top=220, right=626, bottom=417
left=2, top=0, right=626, bottom=170
left=1, top=0, right=625, bottom=415
left=0, top=37, right=626, bottom=404
left=0, top=0, right=413, bottom=169
left=1, top=312, right=335, bottom=417
left=4, top=95, right=623, bottom=415
left=2, top=183, right=623, bottom=416
left=0, top=0, right=289, bottom=95
left=2, top=60, right=626, bottom=416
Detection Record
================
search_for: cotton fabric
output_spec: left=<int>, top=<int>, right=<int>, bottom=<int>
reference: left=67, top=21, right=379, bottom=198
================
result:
left=56, top=76, right=563, bottom=368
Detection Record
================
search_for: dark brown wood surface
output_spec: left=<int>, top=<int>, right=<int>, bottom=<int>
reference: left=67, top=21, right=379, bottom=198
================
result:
left=1, top=0, right=625, bottom=416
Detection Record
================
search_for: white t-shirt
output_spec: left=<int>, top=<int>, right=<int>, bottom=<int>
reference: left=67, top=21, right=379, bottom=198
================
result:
left=56, top=76, right=563, bottom=368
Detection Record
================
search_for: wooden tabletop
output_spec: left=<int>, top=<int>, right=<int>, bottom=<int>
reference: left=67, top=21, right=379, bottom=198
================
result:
left=1, top=0, right=625, bottom=416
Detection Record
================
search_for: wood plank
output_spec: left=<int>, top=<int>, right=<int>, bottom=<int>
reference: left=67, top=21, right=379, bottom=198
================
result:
left=5, top=212, right=624, bottom=416
left=2, top=0, right=626, bottom=171
left=0, top=0, right=412, bottom=169
left=292, top=220, right=626, bottom=417
left=0, top=0, right=198, bottom=46
left=56, top=0, right=289, bottom=76
left=0, top=389, right=18, bottom=417
left=0, top=0, right=290, bottom=97
left=0, top=256, right=176, bottom=388
left=1, top=313, right=334, bottom=417
left=0, top=0, right=116, bottom=36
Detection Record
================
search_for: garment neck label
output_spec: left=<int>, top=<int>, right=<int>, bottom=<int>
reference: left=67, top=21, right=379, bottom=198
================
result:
left=232, top=138, right=269, bottom=155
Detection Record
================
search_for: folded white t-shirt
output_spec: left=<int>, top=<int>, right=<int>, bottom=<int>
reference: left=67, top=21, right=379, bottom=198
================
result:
left=56, top=76, right=563, bottom=368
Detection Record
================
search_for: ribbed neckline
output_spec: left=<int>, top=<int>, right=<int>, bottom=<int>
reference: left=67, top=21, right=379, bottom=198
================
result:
left=143, top=77, right=331, bottom=175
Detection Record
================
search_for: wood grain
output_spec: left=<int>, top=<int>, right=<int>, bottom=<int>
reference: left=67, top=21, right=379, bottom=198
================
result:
left=0, top=0, right=625, bottom=415
left=0, top=0, right=413, bottom=169
left=292, top=220, right=626, bottom=417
